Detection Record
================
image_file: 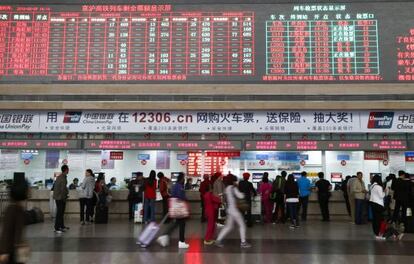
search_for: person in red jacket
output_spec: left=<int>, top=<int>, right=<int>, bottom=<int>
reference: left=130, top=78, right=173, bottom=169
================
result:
left=144, top=170, right=157, bottom=223
left=203, top=184, right=221, bottom=245
left=199, top=174, right=211, bottom=222
left=158, top=172, right=171, bottom=222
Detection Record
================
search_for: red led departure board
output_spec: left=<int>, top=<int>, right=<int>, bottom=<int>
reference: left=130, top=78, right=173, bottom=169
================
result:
left=0, top=140, right=81, bottom=149
left=0, top=2, right=414, bottom=83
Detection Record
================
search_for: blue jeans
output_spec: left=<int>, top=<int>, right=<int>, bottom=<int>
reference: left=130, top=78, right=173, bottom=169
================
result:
left=287, top=202, right=298, bottom=225
left=144, top=198, right=155, bottom=222
left=355, top=199, right=365, bottom=225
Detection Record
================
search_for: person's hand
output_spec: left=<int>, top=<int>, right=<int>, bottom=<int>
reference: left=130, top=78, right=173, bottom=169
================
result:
left=0, top=254, right=9, bottom=263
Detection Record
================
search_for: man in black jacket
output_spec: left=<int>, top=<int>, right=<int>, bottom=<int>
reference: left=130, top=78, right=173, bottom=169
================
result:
left=391, top=170, right=411, bottom=224
left=315, top=172, right=332, bottom=222
left=238, top=172, right=257, bottom=227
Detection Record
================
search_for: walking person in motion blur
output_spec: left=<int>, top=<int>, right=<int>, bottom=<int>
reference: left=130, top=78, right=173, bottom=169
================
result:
left=0, top=176, right=30, bottom=264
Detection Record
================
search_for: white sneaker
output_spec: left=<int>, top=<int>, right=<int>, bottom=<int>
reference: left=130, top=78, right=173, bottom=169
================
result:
left=157, top=235, right=170, bottom=247
left=178, top=241, right=190, bottom=249
left=375, top=236, right=386, bottom=240
left=217, top=223, right=225, bottom=228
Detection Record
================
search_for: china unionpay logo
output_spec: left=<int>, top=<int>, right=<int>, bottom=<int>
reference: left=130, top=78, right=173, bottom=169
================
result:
left=367, top=112, right=394, bottom=129
left=63, top=112, right=82, bottom=123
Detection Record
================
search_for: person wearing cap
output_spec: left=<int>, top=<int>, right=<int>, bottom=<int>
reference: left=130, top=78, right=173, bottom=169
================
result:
left=238, top=172, right=257, bottom=227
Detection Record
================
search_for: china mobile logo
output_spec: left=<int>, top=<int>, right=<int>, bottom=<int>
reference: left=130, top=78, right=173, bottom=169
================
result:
left=63, top=112, right=82, bottom=123
left=367, top=112, right=394, bottom=129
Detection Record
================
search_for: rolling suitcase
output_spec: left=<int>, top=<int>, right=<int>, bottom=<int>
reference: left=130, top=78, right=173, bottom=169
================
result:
left=95, top=205, right=108, bottom=224
left=137, top=214, right=169, bottom=247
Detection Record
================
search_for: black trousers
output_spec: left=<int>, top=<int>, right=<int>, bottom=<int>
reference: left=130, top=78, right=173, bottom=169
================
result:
left=392, top=200, right=408, bottom=224
left=318, top=194, right=330, bottom=221
left=275, top=193, right=285, bottom=222
left=343, top=194, right=351, bottom=216
left=55, top=200, right=66, bottom=230
left=371, top=202, right=384, bottom=236
left=244, top=198, right=253, bottom=226
left=299, top=196, right=309, bottom=221
left=80, top=198, right=93, bottom=222
left=165, top=218, right=186, bottom=242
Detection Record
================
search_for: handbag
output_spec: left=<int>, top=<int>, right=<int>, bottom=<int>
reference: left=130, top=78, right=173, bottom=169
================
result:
left=168, top=198, right=190, bottom=219
left=234, top=187, right=249, bottom=213
left=15, top=243, right=30, bottom=263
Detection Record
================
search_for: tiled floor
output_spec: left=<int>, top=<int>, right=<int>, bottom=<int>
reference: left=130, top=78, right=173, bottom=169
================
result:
left=25, top=218, right=413, bottom=264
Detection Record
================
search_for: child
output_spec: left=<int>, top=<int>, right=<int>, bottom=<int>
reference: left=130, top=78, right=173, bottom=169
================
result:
left=204, top=184, right=221, bottom=245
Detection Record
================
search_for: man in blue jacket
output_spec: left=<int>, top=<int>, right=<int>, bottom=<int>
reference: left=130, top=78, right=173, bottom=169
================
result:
left=297, top=171, right=311, bottom=221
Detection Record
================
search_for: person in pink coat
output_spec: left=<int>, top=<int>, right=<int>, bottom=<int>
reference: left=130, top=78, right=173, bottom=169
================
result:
left=203, top=184, right=221, bottom=245
left=258, top=172, right=273, bottom=223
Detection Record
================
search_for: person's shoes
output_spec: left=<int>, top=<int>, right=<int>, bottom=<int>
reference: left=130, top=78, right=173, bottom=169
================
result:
left=398, top=233, right=405, bottom=241
left=295, top=225, right=300, bottom=228
left=216, top=223, right=225, bottom=228
left=215, top=240, right=224, bottom=248
left=54, top=229, right=63, bottom=234
left=178, top=241, right=190, bottom=249
left=204, top=240, right=215, bottom=245
left=157, top=235, right=170, bottom=247
left=240, top=242, right=252, bottom=248
left=375, top=236, right=386, bottom=240
left=289, top=225, right=296, bottom=229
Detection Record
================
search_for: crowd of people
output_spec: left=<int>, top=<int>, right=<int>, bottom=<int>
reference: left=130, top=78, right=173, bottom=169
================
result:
left=1, top=167, right=412, bottom=262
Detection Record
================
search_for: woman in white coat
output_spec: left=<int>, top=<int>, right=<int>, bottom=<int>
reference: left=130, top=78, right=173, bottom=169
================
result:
left=369, top=174, right=385, bottom=239
left=215, top=175, right=251, bottom=248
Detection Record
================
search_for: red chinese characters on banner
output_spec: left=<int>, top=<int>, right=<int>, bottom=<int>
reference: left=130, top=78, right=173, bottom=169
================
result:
left=110, top=151, right=124, bottom=160
left=187, top=152, right=227, bottom=176
left=364, top=151, right=388, bottom=160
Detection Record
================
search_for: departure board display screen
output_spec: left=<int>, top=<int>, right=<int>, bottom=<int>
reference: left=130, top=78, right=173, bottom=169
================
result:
left=0, top=2, right=413, bottom=83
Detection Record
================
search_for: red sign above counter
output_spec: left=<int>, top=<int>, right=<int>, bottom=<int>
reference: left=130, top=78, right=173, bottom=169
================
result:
left=245, top=140, right=407, bottom=151
left=84, top=140, right=242, bottom=150
left=0, top=140, right=81, bottom=149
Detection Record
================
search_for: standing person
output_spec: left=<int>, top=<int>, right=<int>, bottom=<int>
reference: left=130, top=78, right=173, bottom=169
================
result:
left=157, top=172, right=190, bottom=249
left=157, top=172, right=171, bottom=222
left=53, top=165, right=69, bottom=234
left=284, top=174, right=300, bottom=229
left=203, top=184, right=221, bottom=245
left=79, top=169, right=95, bottom=225
left=391, top=170, right=411, bottom=224
left=369, top=174, right=386, bottom=239
left=297, top=171, right=311, bottom=221
left=384, top=174, right=396, bottom=220
left=0, top=177, right=29, bottom=264
left=258, top=172, right=273, bottom=223
left=272, top=171, right=287, bottom=223
left=106, top=177, right=119, bottom=190
left=347, top=175, right=357, bottom=222
left=144, top=170, right=157, bottom=223
left=199, top=174, right=211, bottom=223
left=315, top=172, right=332, bottom=222
left=238, top=172, right=257, bottom=227
left=341, top=176, right=351, bottom=216
left=212, top=172, right=225, bottom=225
left=69, top=178, right=79, bottom=190
left=127, top=172, right=144, bottom=222
left=352, top=172, right=368, bottom=225
left=215, top=175, right=251, bottom=248
left=185, top=178, right=193, bottom=190
left=95, top=173, right=110, bottom=224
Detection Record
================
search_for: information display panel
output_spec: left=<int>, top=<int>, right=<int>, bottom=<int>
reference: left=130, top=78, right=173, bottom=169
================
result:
left=0, top=140, right=81, bottom=149
left=84, top=140, right=242, bottom=150
left=0, top=2, right=413, bottom=83
left=245, top=140, right=407, bottom=150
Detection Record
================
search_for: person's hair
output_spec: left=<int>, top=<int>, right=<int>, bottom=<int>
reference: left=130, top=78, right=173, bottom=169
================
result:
left=157, top=172, right=164, bottom=179
left=10, top=178, right=28, bottom=201
left=345, top=176, right=351, bottom=180
left=97, top=173, right=105, bottom=182
left=110, top=177, right=116, bottom=182
left=388, top=174, right=396, bottom=180
left=61, top=165, right=69, bottom=173
left=318, top=172, right=324, bottom=179
left=371, top=174, right=383, bottom=187
left=148, top=170, right=156, bottom=185
left=223, top=174, right=237, bottom=186
left=281, top=171, right=287, bottom=178
left=287, top=174, right=295, bottom=183
left=398, top=170, right=406, bottom=177
left=86, top=169, right=93, bottom=176
left=73, top=178, right=79, bottom=182
left=263, top=172, right=269, bottom=178
left=187, top=178, right=193, bottom=182
left=352, top=175, right=357, bottom=178
left=356, top=171, right=363, bottom=177
left=206, top=184, right=211, bottom=192
left=301, top=171, right=307, bottom=177
left=177, top=172, right=185, bottom=184
left=262, top=174, right=269, bottom=183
